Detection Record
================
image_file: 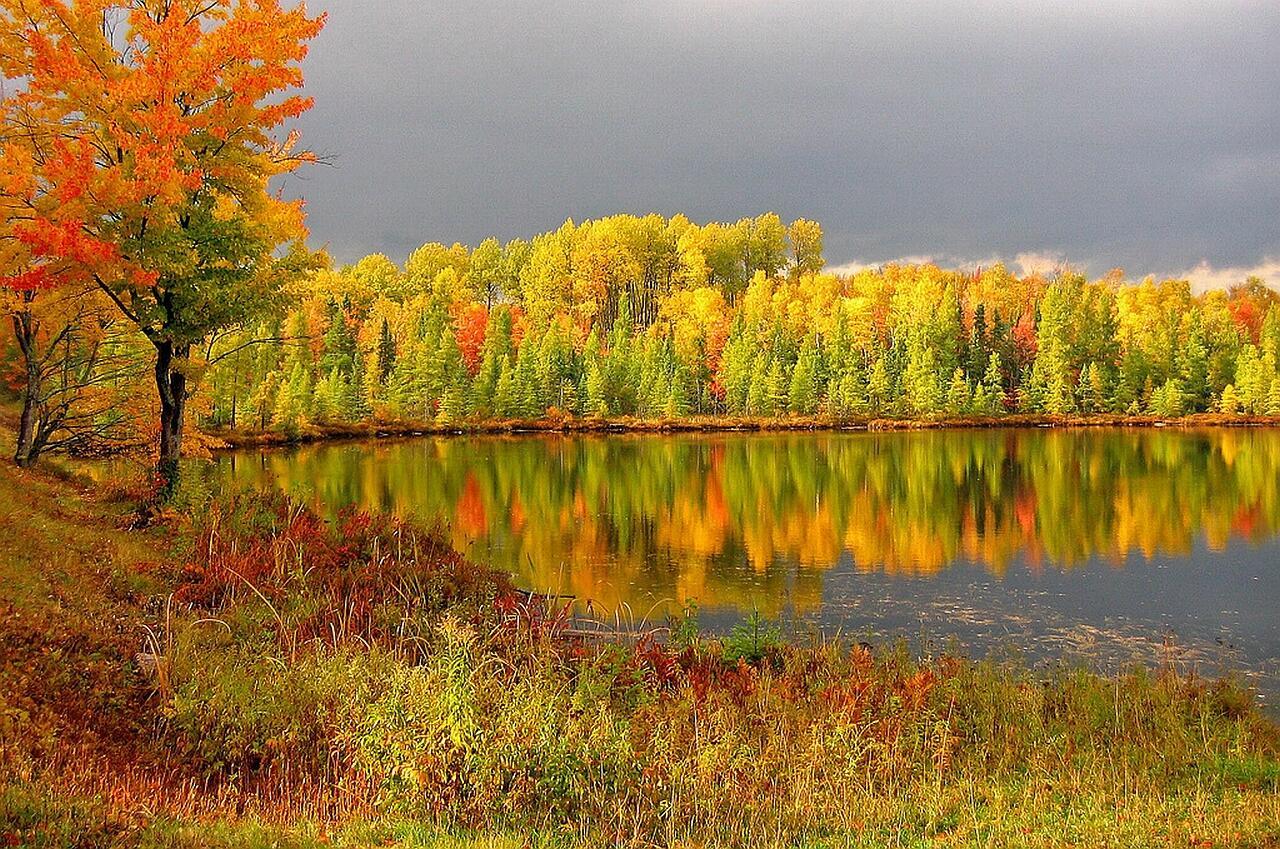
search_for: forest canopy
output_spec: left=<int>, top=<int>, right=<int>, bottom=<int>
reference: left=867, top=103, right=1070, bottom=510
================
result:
left=194, top=213, right=1280, bottom=433
left=7, top=211, right=1280, bottom=454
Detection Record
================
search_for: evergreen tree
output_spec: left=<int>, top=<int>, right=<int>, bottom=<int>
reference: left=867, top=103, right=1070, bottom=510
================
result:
left=1026, top=279, right=1080, bottom=414
left=349, top=354, right=373, bottom=420
left=867, top=356, right=891, bottom=415
left=538, top=321, right=573, bottom=411
left=1268, top=378, right=1280, bottom=416
left=1261, top=306, right=1280, bottom=360
left=766, top=355, right=788, bottom=415
left=904, top=336, right=942, bottom=417
left=666, top=362, right=694, bottom=418
left=981, top=351, right=1005, bottom=415
left=788, top=335, right=820, bottom=415
left=1078, top=363, right=1104, bottom=414
left=273, top=362, right=311, bottom=432
left=375, top=318, right=396, bottom=385
left=311, top=370, right=337, bottom=423
left=718, top=320, right=754, bottom=414
left=747, top=354, right=771, bottom=416
left=1115, top=341, right=1147, bottom=414
left=581, top=330, right=607, bottom=416
left=946, top=368, right=970, bottom=415
left=438, top=379, right=466, bottom=423
left=584, top=357, right=608, bottom=416
left=1219, top=383, right=1241, bottom=415
left=1180, top=321, right=1210, bottom=411
left=319, top=299, right=357, bottom=376
left=967, top=303, right=989, bottom=376
left=513, top=336, right=542, bottom=417
left=1148, top=378, right=1187, bottom=417
left=494, top=355, right=517, bottom=418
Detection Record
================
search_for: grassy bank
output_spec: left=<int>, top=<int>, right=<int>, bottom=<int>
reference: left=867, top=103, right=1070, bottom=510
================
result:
left=2, top=431, right=1280, bottom=847
left=205, top=412, right=1280, bottom=449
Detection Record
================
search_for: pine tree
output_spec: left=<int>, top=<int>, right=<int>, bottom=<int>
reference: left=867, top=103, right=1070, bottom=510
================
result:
left=349, top=354, right=373, bottom=421
left=273, top=362, right=311, bottom=433
left=438, top=379, right=466, bottom=423
left=538, top=321, right=572, bottom=411
left=980, top=351, right=1004, bottom=415
left=1026, top=280, right=1081, bottom=414
left=513, top=337, right=542, bottom=417
left=666, top=362, right=694, bottom=418
left=788, top=336, right=820, bottom=415
left=867, top=356, right=891, bottom=415
left=1180, top=322, right=1210, bottom=412
left=1148, top=378, right=1186, bottom=417
left=375, top=318, right=396, bottom=384
left=971, top=381, right=993, bottom=416
left=747, top=354, right=771, bottom=417
left=320, top=299, right=357, bottom=376
left=637, top=344, right=661, bottom=418
left=311, top=370, right=337, bottom=423
left=832, top=360, right=869, bottom=417
left=1077, top=363, right=1101, bottom=414
left=1268, top=378, right=1280, bottom=416
left=946, top=368, right=970, bottom=415
left=582, top=330, right=607, bottom=416
left=1115, top=340, right=1147, bottom=414
left=766, top=356, right=788, bottom=415
left=904, top=336, right=942, bottom=417
left=968, top=303, right=988, bottom=376
left=494, top=355, right=517, bottom=418
left=471, top=349, right=501, bottom=417
left=584, top=357, right=608, bottom=416
left=1219, top=383, right=1241, bottom=415
left=1261, top=306, right=1280, bottom=361
left=718, top=322, right=754, bottom=414
left=385, top=338, right=425, bottom=419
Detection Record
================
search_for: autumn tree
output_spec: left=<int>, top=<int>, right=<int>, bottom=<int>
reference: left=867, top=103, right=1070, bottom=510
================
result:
left=1, top=0, right=324, bottom=486
left=787, top=218, right=825, bottom=276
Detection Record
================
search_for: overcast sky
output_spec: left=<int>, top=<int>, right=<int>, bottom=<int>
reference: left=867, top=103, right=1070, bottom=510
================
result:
left=283, top=0, right=1280, bottom=288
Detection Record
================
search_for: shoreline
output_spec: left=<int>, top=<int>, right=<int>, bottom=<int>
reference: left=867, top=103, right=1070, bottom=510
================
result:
left=204, top=411, right=1280, bottom=450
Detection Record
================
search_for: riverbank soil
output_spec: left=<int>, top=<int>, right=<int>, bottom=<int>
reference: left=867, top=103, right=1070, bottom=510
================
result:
left=204, top=412, right=1280, bottom=449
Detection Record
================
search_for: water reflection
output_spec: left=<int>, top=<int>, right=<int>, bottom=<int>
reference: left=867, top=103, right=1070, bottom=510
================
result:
left=211, top=428, right=1280, bottom=617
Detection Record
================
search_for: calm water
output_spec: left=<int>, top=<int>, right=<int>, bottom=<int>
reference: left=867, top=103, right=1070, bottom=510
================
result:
left=209, top=428, right=1280, bottom=703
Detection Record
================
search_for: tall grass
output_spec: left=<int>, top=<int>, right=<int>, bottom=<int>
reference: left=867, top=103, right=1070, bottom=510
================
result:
left=118, top=493, right=1280, bottom=847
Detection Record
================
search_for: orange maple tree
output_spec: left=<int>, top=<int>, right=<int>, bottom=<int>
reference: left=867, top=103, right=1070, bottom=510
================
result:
left=1, top=0, right=324, bottom=483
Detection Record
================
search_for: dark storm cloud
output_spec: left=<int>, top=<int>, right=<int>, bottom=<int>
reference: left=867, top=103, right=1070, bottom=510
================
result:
left=284, top=0, right=1280, bottom=284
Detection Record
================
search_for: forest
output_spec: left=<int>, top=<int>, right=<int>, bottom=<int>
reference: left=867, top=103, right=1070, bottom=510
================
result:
left=11, top=210, right=1280, bottom=467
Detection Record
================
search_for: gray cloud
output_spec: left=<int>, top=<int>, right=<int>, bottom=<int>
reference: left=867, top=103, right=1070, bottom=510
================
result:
left=284, top=0, right=1280, bottom=284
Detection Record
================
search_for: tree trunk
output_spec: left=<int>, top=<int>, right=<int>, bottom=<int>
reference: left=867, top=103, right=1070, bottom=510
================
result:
left=154, top=340, right=190, bottom=495
left=12, top=312, right=41, bottom=468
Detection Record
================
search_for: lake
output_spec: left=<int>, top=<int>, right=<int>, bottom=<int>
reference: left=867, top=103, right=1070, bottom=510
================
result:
left=209, top=427, right=1280, bottom=704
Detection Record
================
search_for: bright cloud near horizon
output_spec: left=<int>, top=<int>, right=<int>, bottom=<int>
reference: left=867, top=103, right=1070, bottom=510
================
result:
left=284, top=1, right=1280, bottom=289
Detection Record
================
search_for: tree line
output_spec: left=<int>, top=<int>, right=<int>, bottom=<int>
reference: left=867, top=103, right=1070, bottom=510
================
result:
left=198, top=218, right=1280, bottom=434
